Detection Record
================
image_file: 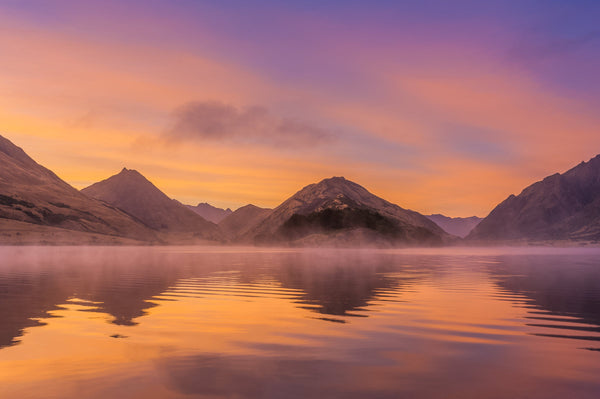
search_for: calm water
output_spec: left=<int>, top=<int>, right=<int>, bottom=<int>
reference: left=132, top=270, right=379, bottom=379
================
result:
left=0, top=246, right=599, bottom=399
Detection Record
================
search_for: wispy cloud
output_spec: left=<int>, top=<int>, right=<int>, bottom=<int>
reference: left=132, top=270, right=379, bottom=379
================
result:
left=164, top=101, right=334, bottom=148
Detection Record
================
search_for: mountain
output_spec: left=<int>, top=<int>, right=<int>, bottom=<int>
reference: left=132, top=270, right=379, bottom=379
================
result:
left=81, top=168, right=222, bottom=241
left=219, top=204, right=272, bottom=240
left=186, top=202, right=232, bottom=223
left=468, top=154, right=600, bottom=242
left=243, top=176, right=451, bottom=246
left=426, top=214, right=482, bottom=238
left=0, top=134, right=158, bottom=243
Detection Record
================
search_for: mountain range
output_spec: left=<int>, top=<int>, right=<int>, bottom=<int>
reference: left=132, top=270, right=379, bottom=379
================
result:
left=1, top=134, right=599, bottom=246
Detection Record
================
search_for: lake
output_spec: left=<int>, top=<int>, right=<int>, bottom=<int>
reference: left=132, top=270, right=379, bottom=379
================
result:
left=0, top=246, right=599, bottom=398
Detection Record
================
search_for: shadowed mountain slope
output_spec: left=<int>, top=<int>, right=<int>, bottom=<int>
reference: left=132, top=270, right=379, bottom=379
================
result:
left=468, top=154, right=600, bottom=242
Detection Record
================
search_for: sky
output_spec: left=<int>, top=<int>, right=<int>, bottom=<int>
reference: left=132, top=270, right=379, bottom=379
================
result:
left=1, top=0, right=599, bottom=217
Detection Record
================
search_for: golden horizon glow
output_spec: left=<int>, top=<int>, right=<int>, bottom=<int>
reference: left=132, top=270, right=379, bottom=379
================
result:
left=2, top=1, right=599, bottom=217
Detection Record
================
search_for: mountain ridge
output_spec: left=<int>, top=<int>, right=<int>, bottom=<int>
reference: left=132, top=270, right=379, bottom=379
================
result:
left=4, top=134, right=599, bottom=246
left=468, top=154, right=600, bottom=242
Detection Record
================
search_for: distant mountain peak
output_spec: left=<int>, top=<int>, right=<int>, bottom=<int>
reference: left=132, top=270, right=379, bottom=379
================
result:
left=186, top=202, right=233, bottom=223
left=195, top=202, right=232, bottom=212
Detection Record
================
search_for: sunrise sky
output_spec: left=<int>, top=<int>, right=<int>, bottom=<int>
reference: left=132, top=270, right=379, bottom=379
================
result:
left=1, top=0, right=599, bottom=216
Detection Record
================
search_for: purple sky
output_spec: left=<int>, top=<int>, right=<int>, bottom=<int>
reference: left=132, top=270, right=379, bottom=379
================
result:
left=1, top=0, right=599, bottom=216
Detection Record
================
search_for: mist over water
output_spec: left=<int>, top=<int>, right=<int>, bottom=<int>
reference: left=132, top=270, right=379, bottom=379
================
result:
left=0, top=246, right=599, bottom=398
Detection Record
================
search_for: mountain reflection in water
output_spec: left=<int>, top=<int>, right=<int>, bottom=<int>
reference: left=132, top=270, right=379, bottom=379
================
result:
left=0, top=246, right=599, bottom=399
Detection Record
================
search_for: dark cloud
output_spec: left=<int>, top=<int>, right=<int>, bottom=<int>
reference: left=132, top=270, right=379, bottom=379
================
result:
left=165, top=101, right=334, bottom=147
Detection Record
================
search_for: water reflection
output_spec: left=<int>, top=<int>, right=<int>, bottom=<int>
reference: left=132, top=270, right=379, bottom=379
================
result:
left=0, top=267, right=70, bottom=349
left=0, top=248, right=181, bottom=347
left=0, top=247, right=599, bottom=399
left=0, top=248, right=420, bottom=347
left=276, top=253, right=413, bottom=318
left=488, top=255, right=600, bottom=348
left=1, top=248, right=600, bottom=349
